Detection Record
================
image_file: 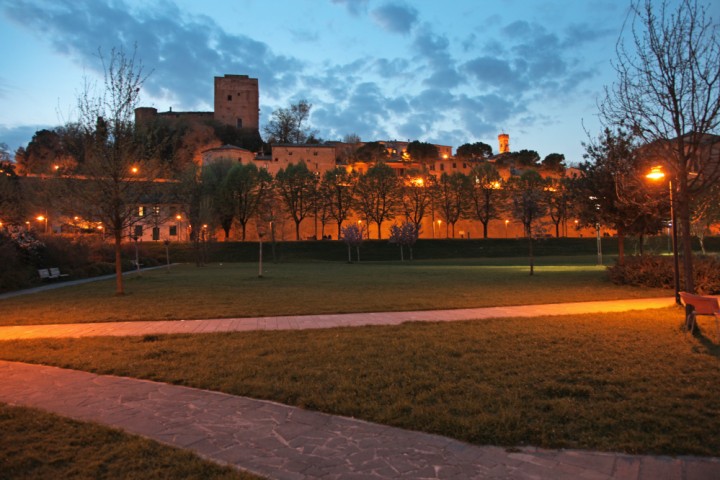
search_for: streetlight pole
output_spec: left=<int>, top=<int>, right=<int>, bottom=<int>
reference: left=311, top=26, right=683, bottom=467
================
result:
left=646, top=166, right=681, bottom=305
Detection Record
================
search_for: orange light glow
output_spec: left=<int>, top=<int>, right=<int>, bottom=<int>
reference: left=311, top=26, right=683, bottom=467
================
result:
left=410, top=177, right=424, bottom=187
left=36, top=215, right=45, bottom=222
left=646, top=166, right=665, bottom=180
left=131, top=166, right=139, bottom=174
left=176, top=214, right=182, bottom=220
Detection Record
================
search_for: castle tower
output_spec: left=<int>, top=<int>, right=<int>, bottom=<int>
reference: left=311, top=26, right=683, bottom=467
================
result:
left=213, top=74, right=259, bottom=131
left=498, top=133, right=510, bottom=154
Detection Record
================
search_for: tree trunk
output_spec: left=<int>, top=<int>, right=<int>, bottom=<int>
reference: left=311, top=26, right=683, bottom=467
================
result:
left=114, top=229, right=124, bottom=295
left=347, top=245, right=352, bottom=263
left=400, top=245, right=404, bottom=261
left=295, top=220, right=301, bottom=241
left=528, top=236, right=534, bottom=276
left=482, top=221, right=488, bottom=239
left=677, top=182, right=695, bottom=293
left=376, top=221, right=382, bottom=239
left=617, top=226, right=625, bottom=266
left=356, top=246, right=360, bottom=262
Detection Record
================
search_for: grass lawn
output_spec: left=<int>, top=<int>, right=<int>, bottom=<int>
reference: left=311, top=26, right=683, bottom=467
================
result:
left=2, top=308, right=719, bottom=456
left=0, top=403, right=262, bottom=480
left=0, top=257, right=669, bottom=326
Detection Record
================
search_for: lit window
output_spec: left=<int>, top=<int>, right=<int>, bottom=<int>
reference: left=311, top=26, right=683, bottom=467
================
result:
left=152, top=206, right=160, bottom=216
left=138, top=206, right=145, bottom=217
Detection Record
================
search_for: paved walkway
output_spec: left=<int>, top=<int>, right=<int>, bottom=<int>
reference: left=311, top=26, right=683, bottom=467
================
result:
left=3, top=296, right=719, bottom=478
left=0, top=297, right=676, bottom=340
left=1, top=360, right=718, bottom=480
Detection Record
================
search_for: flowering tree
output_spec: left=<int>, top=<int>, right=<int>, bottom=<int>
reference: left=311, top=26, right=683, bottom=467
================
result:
left=341, top=224, right=364, bottom=263
left=389, top=221, right=419, bottom=261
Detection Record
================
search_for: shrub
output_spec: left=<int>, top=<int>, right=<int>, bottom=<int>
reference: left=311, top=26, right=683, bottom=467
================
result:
left=608, top=255, right=720, bottom=294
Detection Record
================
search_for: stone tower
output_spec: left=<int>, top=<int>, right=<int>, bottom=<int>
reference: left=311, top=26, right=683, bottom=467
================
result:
left=498, top=133, right=510, bottom=154
left=213, top=74, right=259, bottom=131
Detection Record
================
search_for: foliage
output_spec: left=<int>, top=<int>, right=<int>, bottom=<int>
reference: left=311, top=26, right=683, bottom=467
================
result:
left=406, top=141, right=438, bottom=163
left=389, top=221, right=419, bottom=261
left=435, top=172, right=470, bottom=238
left=275, top=161, right=318, bottom=240
left=456, top=142, right=493, bottom=160
left=541, top=153, right=566, bottom=172
left=468, top=163, right=503, bottom=238
left=401, top=169, right=434, bottom=233
left=543, top=177, right=571, bottom=238
left=321, top=167, right=357, bottom=239
left=600, top=0, right=720, bottom=293
left=506, top=170, right=548, bottom=275
left=506, top=149, right=541, bottom=168
left=607, top=255, right=720, bottom=294
left=226, top=162, right=273, bottom=241
left=355, top=142, right=389, bottom=163
left=353, top=162, right=402, bottom=239
left=263, top=99, right=316, bottom=144
left=0, top=161, right=25, bottom=225
left=202, top=159, right=236, bottom=239
left=340, top=223, right=363, bottom=262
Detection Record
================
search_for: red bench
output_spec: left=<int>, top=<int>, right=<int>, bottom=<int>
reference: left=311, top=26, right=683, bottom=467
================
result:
left=679, top=292, right=720, bottom=340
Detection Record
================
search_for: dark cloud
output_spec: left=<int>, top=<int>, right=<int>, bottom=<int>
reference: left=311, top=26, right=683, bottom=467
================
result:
left=3, top=0, right=304, bottom=109
left=0, top=124, right=51, bottom=153
left=371, top=2, right=419, bottom=34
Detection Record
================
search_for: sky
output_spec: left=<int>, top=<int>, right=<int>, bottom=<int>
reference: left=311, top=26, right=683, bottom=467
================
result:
left=1, top=0, right=707, bottom=164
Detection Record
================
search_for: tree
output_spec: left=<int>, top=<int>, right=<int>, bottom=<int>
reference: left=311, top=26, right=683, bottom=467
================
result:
left=59, top=46, right=152, bottom=295
left=600, top=0, right=720, bottom=293
left=341, top=224, right=363, bottom=262
left=354, top=163, right=402, bottom=239
left=541, top=153, right=566, bottom=172
left=572, top=128, right=664, bottom=264
left=456, top=142, right=493, bottom=160
left=468, top=163, right=503, bottom=238
left=401, top=169, right=434, bottom=233
left=0, top=158, right=25, bottom=226
left=263, top=99, right=317, bottom=144
left=436, top=172, right=471, bottom=238
left=406, top=141, right=439, bottom=163
left=543, top=177, right=571, bottom=238
left=226, top=162, right=272, bottom=240
left=275, top=161, right=318, bottom=240
left=506, top=170, right=548, bottom=275
left=355, top=142, right=389, bottom=163
left=321, top=167, right=357, bottom=239
left=202, top=159, right=236, bottom=240
left=389, top=222, right=419, bottom=261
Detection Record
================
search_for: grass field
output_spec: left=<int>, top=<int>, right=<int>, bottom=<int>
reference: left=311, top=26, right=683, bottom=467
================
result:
left=0, top=403, right=262, bottom=479
left=2, top=308, right=719, bottom=456
left=0, top=256, right=669, bottom=326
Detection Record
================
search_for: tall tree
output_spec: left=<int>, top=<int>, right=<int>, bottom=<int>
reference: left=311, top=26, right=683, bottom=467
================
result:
left=541, top=153, right=566, bottom=172
left=506, top=170, right=548, bottom=275
left=202, top=159, right=236, bottom=240
left=600, top=0, right=720, bottom=293
left=401, top=168, right=434, bottom=233
left=543, top=177, right=571, bottom=238
left=321, top=167, right=357, bottom=239
left=275, top=161, right=318, bottom=240
left=468, top=163, right=503, bottom=238
left=572, top=128, right=664, bottom=264
left=355, top=142, right=389, bottom=163
left=226, top=162, right=272, bottom=240
left=354, top=163, right=402, bottom=239
left=263, top=100, right=317, bottom=144
left=60, top=46, right=152, bottom=295
left=436, top=172, right=471, bottom=238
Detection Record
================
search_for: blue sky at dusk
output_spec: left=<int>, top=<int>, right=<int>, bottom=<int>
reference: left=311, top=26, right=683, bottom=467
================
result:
left=2, top=0, right=706, bottom=163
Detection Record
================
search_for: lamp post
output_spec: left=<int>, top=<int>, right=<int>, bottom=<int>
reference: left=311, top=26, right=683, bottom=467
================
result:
left=257, top=223, right=266, bottom=278
left=646, top=166, right=680, bottom=305
left=36, top=215, right=48, bottom=234
left=504, top=219, right=509, bottom=238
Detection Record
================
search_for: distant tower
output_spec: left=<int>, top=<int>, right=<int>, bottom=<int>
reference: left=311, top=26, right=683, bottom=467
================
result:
left=213, top=75, right=259, bottom=131
left=498, top=133, right=510, bottom=154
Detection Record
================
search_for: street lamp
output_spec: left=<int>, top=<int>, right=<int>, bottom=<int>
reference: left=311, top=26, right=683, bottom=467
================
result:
left=504, top=219, right=509, bottom=238
left=36, top=215, right=48, bottom=234
left=646, top=166, right=680, bottom=305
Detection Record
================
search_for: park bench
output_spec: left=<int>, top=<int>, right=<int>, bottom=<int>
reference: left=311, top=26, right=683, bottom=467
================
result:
left=679, top=291, right=720, bottom=341
left=38, top=268, right=69, bottom=281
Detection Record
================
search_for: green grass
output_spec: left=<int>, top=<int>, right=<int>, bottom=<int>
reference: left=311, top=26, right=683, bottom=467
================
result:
left=0, top=403, right=262, bottom=480
left=0, top=257, right=669, bottom=326
left=2, top=308, right=719, bottom=456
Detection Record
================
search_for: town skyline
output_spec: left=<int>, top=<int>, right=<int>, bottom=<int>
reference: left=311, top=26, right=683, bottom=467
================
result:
left=2, top=0, right=714, bottom=162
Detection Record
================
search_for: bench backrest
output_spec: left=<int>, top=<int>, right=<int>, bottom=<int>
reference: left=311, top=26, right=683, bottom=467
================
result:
left=679, top=292, right=720, bottom=315
left=38, top=269, right=50, bottom=279
left=49, top=268, right=61, bottom=277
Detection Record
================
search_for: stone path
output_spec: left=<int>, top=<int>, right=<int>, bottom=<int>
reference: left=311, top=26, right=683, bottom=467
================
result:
left=1, top=360, right=718, bottom=480
left=0, top=297, right=675, bottom=340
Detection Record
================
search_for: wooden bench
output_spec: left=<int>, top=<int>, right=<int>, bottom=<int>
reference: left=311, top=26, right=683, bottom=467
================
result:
left=679, top=291, right=720, bottom=341
left=49, top=267, right=69, bottom=279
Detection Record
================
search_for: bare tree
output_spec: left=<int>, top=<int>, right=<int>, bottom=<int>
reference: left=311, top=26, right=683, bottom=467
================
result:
left=436, top=172, right=471, bottom=238
left=469, top=163, right=503, bottom=238
left=600, top=0, right=720, bottom=293
left=321, top=167, right=357, bottom=239
left=263, top=100, right=317, bottom=144
left=61, top=46, right=152, bottom=295
left=506, top=170, right=547, bottom=275
left=275, top=162, right=318, bottom=240
left=353, top=163, right=402, bottom=239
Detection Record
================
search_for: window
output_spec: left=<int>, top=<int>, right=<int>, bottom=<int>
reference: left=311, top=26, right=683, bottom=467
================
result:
left=440, top=164, right=445, bottom=171
left=453, top=163, right=457, bottom=169
left=152, top=206, right=160, bottom=216
left=313, top=151, right=318, bottom=156
left=152, top=227, right=160, bottom=241
left=134, top=225, right=143, bottom=237
left=236, top=118, right=242, bottom=128
left=169, top=226, right=178, bottom=236
left=227, top=94, right=232, bottom=101
left=138, top=206, right=145, bottom=217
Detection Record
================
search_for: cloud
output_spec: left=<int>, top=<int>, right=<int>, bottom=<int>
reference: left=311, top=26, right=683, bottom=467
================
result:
left=0, top=124, right=51, bottom=153
left=2, top=0, right=304, bottom=109
left=371, top=2, right=419, bottom=34
left=330, top=0, right=369, bottom=16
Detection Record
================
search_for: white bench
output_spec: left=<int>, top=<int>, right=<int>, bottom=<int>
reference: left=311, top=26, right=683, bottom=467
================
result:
left=38, top=268, right=69, bottom=281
